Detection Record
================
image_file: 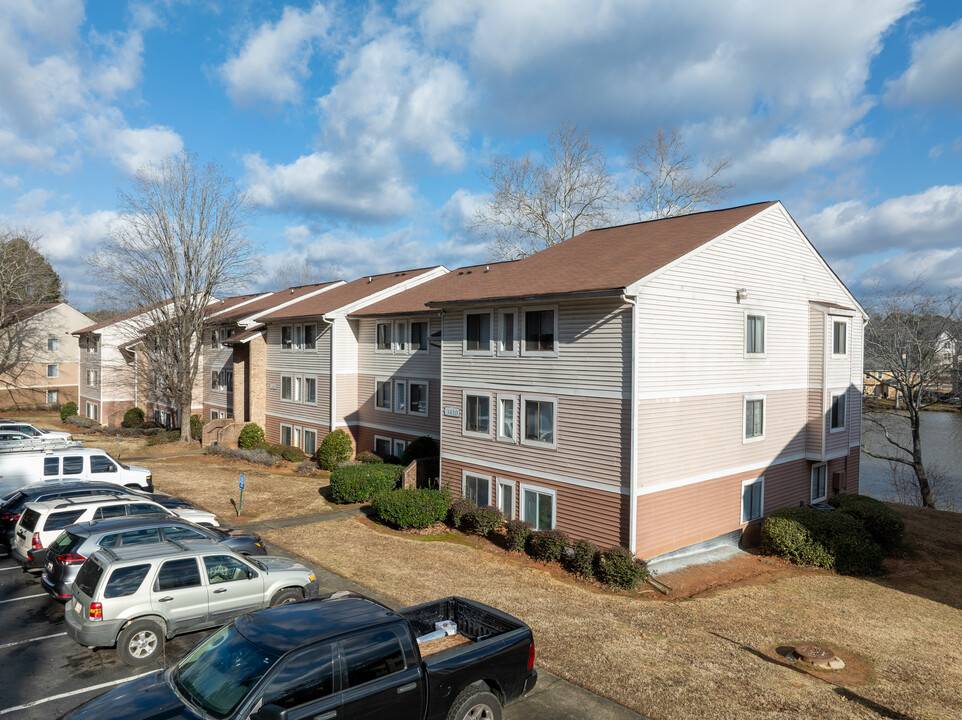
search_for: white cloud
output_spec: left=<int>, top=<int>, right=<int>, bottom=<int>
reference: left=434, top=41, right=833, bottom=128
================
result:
left=885, top=19, right=962, bottom=110
left=83, top=110, right=183, bottom=175
left=855, top=249, right=962, bottom=295
left=221, top=3, right=330, bottom=108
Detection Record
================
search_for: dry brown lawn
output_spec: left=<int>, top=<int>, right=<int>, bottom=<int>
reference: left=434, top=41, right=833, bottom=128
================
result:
left=265, top=506, right=962, bottom=720
left=150, top=454, right=332, bottom=524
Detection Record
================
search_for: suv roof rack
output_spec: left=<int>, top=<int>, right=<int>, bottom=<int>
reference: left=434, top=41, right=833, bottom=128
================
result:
left=51, top=492, right=130, bottom=509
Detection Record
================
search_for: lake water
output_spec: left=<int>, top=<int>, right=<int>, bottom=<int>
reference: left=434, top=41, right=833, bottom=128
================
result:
left=860, top=409, right=962, bottom=509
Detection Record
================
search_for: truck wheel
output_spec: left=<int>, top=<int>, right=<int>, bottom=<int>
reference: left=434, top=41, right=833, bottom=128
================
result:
left=270, top=588, right=303, bottom=607
left=446, top=687, right=502, bottom=720
left=117, top=620, right=165, bottom=666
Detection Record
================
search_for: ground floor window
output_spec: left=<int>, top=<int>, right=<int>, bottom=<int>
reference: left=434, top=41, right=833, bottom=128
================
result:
left=464, top=473, right=492, bottom=507
left=85, top=402, right=99, bottom=422
left=46, top=389, right=58, bottom=403
left=811, top=464, right=828, bottom=503
left=303, top=429, right=317, bottom=456
left=280, top=424, right=293, bottom=446
left=741, top=477, right=764, bottom=522
left=521, top=484, right=555, bottom=530
left=394, top=439, right=407, bottom=458
left=374, top=435, right=391, bottom=457
left=497, top=478, right=515, bottom=520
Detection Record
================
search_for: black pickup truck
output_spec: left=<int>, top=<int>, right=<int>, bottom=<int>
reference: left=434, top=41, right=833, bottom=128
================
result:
left=62, top=594, right=538, bottom=720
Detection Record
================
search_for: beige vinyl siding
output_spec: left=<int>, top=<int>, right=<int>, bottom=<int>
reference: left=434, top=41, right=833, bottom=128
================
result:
left=356, top=373, right=441, bottom=437
left=335, top=373, right=358, bottom=428
left=204, top=339, right=234, bottom=408
left=824, top=387, right=853, bottom=457
left=265, top=322, right=330, bottom=374
left=357, top=316, right=442, bottom=379
left=333, top=317, right=359, bottom=376
left=264, top=368, right=329, bottom=426
left=807, top=308, right=825, bottom=454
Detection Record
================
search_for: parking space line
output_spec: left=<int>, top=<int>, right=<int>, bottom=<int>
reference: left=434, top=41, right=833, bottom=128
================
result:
left=0, top=593, right=46, bottom=604
left=0, top=670, right=155, bottom=716
left=0, top=633, right=67, bottom=650
left=0, top=567, right=22, bottom=572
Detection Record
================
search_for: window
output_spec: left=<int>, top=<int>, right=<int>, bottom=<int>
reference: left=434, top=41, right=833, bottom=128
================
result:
left=811, top=464, right=828, bottom=503
left=376, top=322, right=392, bottom=351
left=119, top=528, right=161, bottom=546
left=127, top=503, right=164, bottom=517
left=746, top=314, right=765, bottom=354
left=463, top=393, right=491, bottom=436
left=95, top=504, right=128, bottom=520
left=464, top=473, right=491, bottom=506
left=303, top=429, right=317, bottom=455
left=281, top=376, right=293, bottom=401
left=304, top=324, right=317, bottom=350
left=44, top=510, right=85, bottom=531
left=394, top=439, right=406, bottom=457
left=163, top=526, right=208, bottom=543
left=410, top=321, right=428, bottom=352
left=464, top=312, right=491, bottom=353
left=44, top=363, right=57, bottom=377
left=522, top=396, right=556, bottom=447
left=394, top=321, right=407, bottom=352
left=497, top=479, right=515, bottom=520
left=498, top=311, right=516, bottom=355
left=293, top=376, right=303, bottom=402
left=408, top=382, right=428, bottom=415
left=833, top=320, right=847, bottom=355
left=830, top=391, right=847, bottom=430
left=374, top=436, right=391, bottom=457
left=395, top=381, right=407, bottom=413
left=280, top=424, right=293, bottom=446
left=304, top=377, right=316, bottom=404
left=741, top=477, right=764, bottom=522
left=43, top=457, right=59, bottom=476
left=263, top=646, right=335, bottom=709
left=104, top=564, right=151, bottom=599
left=156, top=558, right=201, bottom=591
left=219, top=370, right=233, bottom=392
left=204, top=555, right=252, bottom=584
left=521, top=485, right=555, bottom=530
left=90, top=456, right=117, bottom=473
left=87, top=337, right=98, bottom=353
left=498, top=396, right=516, bottom=442
left=281, top=326, right=293, bottom=350
left=86, top=370, right=99, bottom=387
left=210, top=410, right=221, bottom=420
left=523, top=308, right=556, bottom=354
left=47, top=337, right=58, bottom=352
left=211, top=331, right=218, bottom=349
left=46, top=389, right=58, bottom=403
left=63, top=456, right=83, bottom=475
left=220, top=329, right=236, bottom=348
left=375, top=380, right=391, bottom=410
left=342, top=628, right=406, bottom=688
left=85, top=402, right=98, bottom=422
left=744, top=397, right=764, bottom=440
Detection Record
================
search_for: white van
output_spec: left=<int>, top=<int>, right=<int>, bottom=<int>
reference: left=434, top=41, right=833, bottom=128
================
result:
left=0, top=448, right=152, bottom=497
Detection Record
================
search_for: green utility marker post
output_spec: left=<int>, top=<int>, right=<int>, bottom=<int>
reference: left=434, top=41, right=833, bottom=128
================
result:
left=238, top=473, right=245, bottom=516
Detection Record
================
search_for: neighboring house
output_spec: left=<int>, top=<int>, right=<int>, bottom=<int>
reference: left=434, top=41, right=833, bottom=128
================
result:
left=0, top=303, right=93, bottom=409
left=416, top=201, right=865, bottom=560
left=255, top=267, right=448, bottom=454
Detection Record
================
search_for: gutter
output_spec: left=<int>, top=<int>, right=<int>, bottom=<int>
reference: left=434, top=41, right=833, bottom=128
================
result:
left=621, top=291, right=639, bottom=555
left=321, top=315, right=336, bottom=434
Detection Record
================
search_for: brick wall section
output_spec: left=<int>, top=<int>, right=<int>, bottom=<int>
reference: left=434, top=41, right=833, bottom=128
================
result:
left=233, top=344, right=248, bottom=421
left=248, top=334, right=267, bottom=428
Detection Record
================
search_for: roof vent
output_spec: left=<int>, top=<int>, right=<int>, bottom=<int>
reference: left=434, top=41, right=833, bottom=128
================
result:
left=466, top=270, right=472, bottom=275
left=368, top=276, right=373, bottom=283
left=484, top=266, right=490, bottom=273
left=290, top=289, right=295, bottom=294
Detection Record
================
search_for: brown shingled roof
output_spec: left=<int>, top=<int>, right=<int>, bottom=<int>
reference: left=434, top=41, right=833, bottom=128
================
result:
left=208, top=282, right=342, bottom=325
left=258, top=267, right=440, bottom=322
left=74, top=297, right=174, bottom=334
left=0, top=302, right=60, bottom=328
left=204, top=293, right=271, bottom=318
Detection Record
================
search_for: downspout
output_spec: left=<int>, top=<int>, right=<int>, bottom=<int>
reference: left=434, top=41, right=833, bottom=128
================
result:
left=133, top=348, right=138, bottom=409
left=622, top=292, right=639, bottom=555
left=322, top=316, right=336, bottom=435
left=438, top=309, right=445, bottom=489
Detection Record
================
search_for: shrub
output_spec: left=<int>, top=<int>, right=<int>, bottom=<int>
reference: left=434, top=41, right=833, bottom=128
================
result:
left=238, top=423, right=265, bottom=449
left=527, top=529, right=570, bottom=563
left=329, top=464, right=403, bottom=503
left=60, top=401, right=78, bottom=423
left=121, top=407, right=145, bottom=428
left=316, top=429, right=354, bottom=470
left=140, top=421, right=162, bottom=430
left=265, top=444, right=286, bottom=457
left=372, top=488, right=451, bottom=529
left=596, top=547, right=648, bottom=589
left=399, top=436, right=439, bottom=466
left=355, top=450, right=383, bottom=464
left=827, top=493, right=905, bottom=549
left=504, top=520, right=533, bottom=553
left=281, top=446, right=307, bottom=463
left=146, top=430, right=180, bottom=446
left=566, top=539, right=598, bottom=579
left=467, top=505, right=504, bottom=537
left=761, top=506, right=884, bottom=575
left=65, top=414, right=97, bottom=429
left=204, top=445, right=282, bottom=467
left=190, top=414, right=205, bottom=442
left=447, top=498, right=475, bottom=529
left=252, top=441, right=271, bottom=452
left=296, top=460, right=321, bottom=476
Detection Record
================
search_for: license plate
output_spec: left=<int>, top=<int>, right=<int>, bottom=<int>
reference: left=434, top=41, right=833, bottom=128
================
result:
left=45, top=562, right=52, bottom=572
left=74, top=600, right=82, bottom=615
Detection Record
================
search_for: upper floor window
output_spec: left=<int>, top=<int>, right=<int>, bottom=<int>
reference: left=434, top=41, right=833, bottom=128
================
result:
left=464, top=312, right=491, bottom=353
left=409, top=381, right=428, bottom=414
left=220, top=328, right=236, bottom=348
left=47, top=337, right=58, bottom=352
left=376, top=322, right=392, bottom=351
left=498, top=395, right=516, bottom=442
left=410, top=321, right=429, bottom=352
left=498, top=311, right=516, bottom=356
left=304, top=324, right=317, bottom=350
left=394, top=321, right=407, bottom=352
left=523, top=308, right=556, bottom=355
left=394, top=380, right=407, bottom=413
left=87, top=337, right=98, bottom=353
left=833, top=320, right=847, bottom=356
left=86, top=369, right=99, bottom=387
left=746, top=314, right=765, bottom=354
left=521, top=396, right=556, bottom=448
left=280, top=375, right=293, bottom=401
left=281, top=326, right=293, bottom=350
left=375, top=380, right=391, bottom=410
left=830, top=391, right=846, bottom=431
left=744, top=397, right=764, bottom=441
left=46, top=364, right=58, bottom=378
left=463, top=392, right=491, bottom=436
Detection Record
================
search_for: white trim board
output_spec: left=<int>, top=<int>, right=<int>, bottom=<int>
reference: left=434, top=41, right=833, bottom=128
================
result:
left=441, top=452, right=627, bottom=495
left=637, top=452, right=808, bottom=496
left=334, top=421, right=438, bottom=439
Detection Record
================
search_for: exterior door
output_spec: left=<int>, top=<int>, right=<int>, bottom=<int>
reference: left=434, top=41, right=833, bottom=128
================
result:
left=150, top=557, right=208, bottom=633
left=202, top=554, right=265, bottom=625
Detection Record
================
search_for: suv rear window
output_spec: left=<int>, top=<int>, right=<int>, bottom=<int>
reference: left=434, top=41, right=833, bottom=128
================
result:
left=104, top=564, right=151, bottom=598
left=44, top=510, right=86, bottom=532
left=19, top=508, right=41, bottom=532
left=62, top=456, right=83, bottom=475
left=49, top=531, right=84, bottom=555
left=76, top=560, right=105, bottom=597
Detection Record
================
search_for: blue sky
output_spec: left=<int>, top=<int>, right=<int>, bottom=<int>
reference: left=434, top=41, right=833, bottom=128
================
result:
left=1, top=0, right=960, bottom=311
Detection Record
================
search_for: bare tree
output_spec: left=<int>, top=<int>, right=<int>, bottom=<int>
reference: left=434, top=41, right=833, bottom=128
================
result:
left=628, top=127, right=733, bottom=219
left=88, top=151, right=258, bottom=443
left=862, top=279, right=962, bottom=508
left=474, top=123, right=616, bottom=260
left=264, top=259, right=342, bottom=291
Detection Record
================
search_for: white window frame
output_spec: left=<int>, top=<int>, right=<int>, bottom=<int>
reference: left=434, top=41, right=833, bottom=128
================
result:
left=211, top=371, right=219, bottom=390
left=462, top=390, right=493, bottom=439
left=280, top=326, right=293, bottom=351
left=497, top=309, right=518, bottom=357
left=374, top=435, right=392, bottom=457
left=408, top=380, right=429, bottom=416
left=521, top=305, right=559, bottom=358
left=832, top=320, right=848, bottom=357
left=375, top=322, right=392, bottom=353
left=394, top=380, right=407, bottom=413
left=211, top=330, right=219, bottom=349
left=497, top=394, right=518, bottom=443
left=304, top=376, right=317, bottom=404
left=375, top=379, right=392, bottom=412
left=280, top=375, right=293, bottom=401
left=85, top=402, right=99, bottom=422
left=303, top=428, right=318, bottom=455
left=303, top=323, right=317, bottom=351
left=743, top=395, right=765, bottom=443
left=520, top=394, right=557, bottom=449
left=46, top=389, right=58, bottom=403
left=86, top=369, right=99, bottom=387
left=279, top=423, right=293, bottom=447
left=46, top=364, right=58, bottom=378
left=829, top=390, right=847, bottom=432
left=394, top=439, right=407, bottom=457
left=744, top=311, right=767, bottom=358
left=740, top=476, right=765, bottom=523
left=394, top=320, right=408, bottom=353
left=520, top=483, right=557, bottom=530
left=811, top=463, right=828, bottom=504
left=462, top=471, right=493, bottom=507
left=409, top=320, right=429, bottom=354
left=47, top=337, right=58, bottom=352
left=210, top=409, right=221, bottom=420
left=496, top=478, right=516, bottom=520
left=463, top=310, right=493, bottom=356
left=87, top=337, right=98, bottom=353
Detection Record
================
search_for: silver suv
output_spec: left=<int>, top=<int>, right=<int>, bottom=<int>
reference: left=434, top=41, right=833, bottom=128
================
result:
left=64, top=540, right=318, bottom=665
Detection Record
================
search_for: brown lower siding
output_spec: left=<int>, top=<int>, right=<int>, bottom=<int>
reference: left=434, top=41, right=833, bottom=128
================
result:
left=0, top=385, right=78, bottom=409
left=636, top=447, right=861, bottom=559
left=441, top=457, right=629, bottom=549
left=264, top=414, right=330, bottom=446
left=354, top=425, right=427, bottom=456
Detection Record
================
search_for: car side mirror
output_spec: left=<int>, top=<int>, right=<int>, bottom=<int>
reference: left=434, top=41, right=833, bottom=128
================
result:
left=110, top=465, right=117, bottom=473
left=254, top=703, right=288, bottom=720
left=247, top=569, right=258, bottom=579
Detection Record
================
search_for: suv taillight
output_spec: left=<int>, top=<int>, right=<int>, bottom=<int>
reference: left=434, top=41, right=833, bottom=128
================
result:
left=31, top=532, right=42, bottom=550
left=527, top=640, right=535, bottom=670
left=89, top=602, right=103, bottom=621
left=57, top=553, right=86, bottom=565
left=1, top=512, right=19, bottom=522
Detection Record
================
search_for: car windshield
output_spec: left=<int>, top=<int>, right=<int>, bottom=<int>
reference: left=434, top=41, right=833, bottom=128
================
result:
left=173, top=625, right=280, bottom=719
left=1, top=491, right=24, bottom=509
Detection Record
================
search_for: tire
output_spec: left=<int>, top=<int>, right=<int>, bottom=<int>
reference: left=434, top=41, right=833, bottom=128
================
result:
left=270, top=588, right=303, bottom=607
left=116, top=619, right=165, bottom=666
left=445, top=687, right=502, bottom=720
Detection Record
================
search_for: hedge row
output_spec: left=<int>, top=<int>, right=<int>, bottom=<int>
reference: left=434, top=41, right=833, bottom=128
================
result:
left=371, top=488, right=451, bottom=529
left=827, top=493, right=905, bottom=549
left=329, top=464, right=405, bottom=503
left=204, top=444, right=282, bottom=467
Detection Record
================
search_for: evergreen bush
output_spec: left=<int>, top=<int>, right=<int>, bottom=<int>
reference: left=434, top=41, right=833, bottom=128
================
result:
left=372, top=488, right=451, bottom=529
left=60, top=401, right=78, bottom=423
left=267, top=444, right=287, bottom=458
left=447, top=498, right=474, bottom=529
left=827, top=493, right=905, bottom=549
left=504, top=520, right=533, bottom=553
left=527, top=529, right=570, bottom=563
left=329, top=464, right=404, bottom=503
left=596, top=546, right=648, bottom=589
left=316, top=429, right=354, bottom=470
left=237, top=423, right=265, bottom=449
left=399, top=436, right=439, bottom=466
left=65, top=414, right=97, bottom=428
left=467, top=505, right=504, bottom=537
left=355, top=450, right=383, bottom=464
left=566, top=539, right=598, bottom=579
left=204, top=445, right=281, bottom=467
left=761, top=506, right=884, bottom=575
left=190, top=414, right=204, bottom=441
left=121, top=407, right=145, bottom=428
left=281, top=446, right=307, bottom=462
